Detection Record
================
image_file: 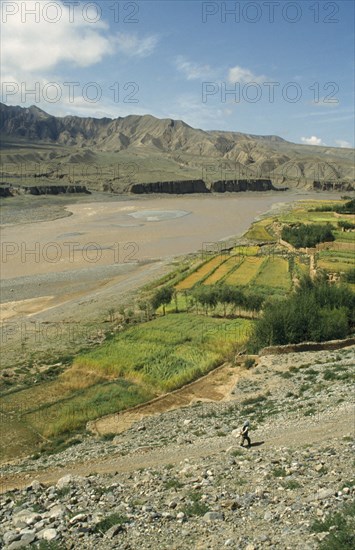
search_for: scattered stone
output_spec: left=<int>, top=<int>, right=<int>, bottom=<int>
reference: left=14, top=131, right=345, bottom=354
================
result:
left=105, top=524, right=125, bottom=538
left=0, top=346, right=353, bottom=550
left=41, top=528, right=58, bottom=541
left=56, top=475, right=74, bottom=489
left=316, top=488, right=334, bottom=500
left=3, top=531, right=21, bottom=545
left=203, top=512, right=224, bottom=521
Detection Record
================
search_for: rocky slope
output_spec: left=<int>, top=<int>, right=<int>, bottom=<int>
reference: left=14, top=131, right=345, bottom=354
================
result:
left=1, top=103, right=354, bottom=190
left=0, top=345, right=354, bottom=549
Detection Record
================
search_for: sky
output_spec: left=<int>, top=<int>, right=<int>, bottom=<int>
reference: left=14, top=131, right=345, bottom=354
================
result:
left=1, top=0, right=354, bottom=147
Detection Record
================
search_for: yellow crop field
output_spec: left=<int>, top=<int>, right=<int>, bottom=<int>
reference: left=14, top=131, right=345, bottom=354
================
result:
left=176, top=256, right=224, bottom=290
left=203, top=256, right=242, bottom=284
left=225, top=257, right=265, bottom=285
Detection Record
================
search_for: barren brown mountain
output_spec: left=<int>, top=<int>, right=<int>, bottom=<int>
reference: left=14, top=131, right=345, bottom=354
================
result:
left=1, top=103, right=354, bottom=192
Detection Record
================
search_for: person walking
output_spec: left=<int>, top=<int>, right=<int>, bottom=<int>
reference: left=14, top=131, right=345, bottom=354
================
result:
left=240, top=420, right=251, bottom=448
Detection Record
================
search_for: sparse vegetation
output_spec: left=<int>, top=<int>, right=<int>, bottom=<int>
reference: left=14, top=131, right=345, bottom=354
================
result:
left=310, top=502, right=355, bottom=550
left=93, top=513, right=128, bottom=534
left=181, top=491, right=209, bottom=517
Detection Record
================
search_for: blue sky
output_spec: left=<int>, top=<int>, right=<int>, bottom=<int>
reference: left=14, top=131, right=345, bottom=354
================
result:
left=1, top=0, right=354, bottom=147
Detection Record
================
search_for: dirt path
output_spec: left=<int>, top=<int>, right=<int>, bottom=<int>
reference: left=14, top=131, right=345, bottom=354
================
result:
left=1, top=403, right=353, bottom=494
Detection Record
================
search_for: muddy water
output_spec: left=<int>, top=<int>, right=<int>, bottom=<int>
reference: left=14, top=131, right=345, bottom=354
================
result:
left=0, top=191, right=340, bottom=280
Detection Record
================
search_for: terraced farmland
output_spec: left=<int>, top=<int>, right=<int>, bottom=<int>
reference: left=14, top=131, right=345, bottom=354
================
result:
left=175, top=256, right=226, bottom=290
left=294, top=257, right=309, bottom=277
left=318, top=257, right=354, bottom=273
left=203, top=256, right=242, bottom=284
left=25, top=314, right=251, bottom=439
left=253, top=257, right=291, bottom=290
left=225, top=257, right=266, bottom=286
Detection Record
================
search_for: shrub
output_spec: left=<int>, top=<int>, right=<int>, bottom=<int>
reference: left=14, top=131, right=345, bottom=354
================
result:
left=93, top=513, right=128, bottom=534
left=281, top=223, right=335, bottom=248
left=181, top=491, right=209, bottom=517
left=344, top=268, right=355, bottom=284
left=310, top=502, right=355, bottom=550
left=244, top=357, right=256, bottom=369
left=249, top=276, right=354, bottom=351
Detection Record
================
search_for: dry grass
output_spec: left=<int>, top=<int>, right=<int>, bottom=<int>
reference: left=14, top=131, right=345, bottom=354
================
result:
left=60, top=367, right=110, bottom=392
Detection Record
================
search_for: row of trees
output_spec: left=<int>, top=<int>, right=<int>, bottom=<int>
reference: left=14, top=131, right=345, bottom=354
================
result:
left=151, top=284, right=264, bottom=317
left=190, top=285, right=264, bottom=316
left=250, top=276, right=354, bottom=351
left=281, top=223, right=335, bottom=249
left=313, top=198, right=355, bottom=214
left=336, top=198, right=355, bottom=214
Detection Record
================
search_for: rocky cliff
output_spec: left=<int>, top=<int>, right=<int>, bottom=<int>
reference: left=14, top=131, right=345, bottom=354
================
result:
left=211, top=179, right=281, bottom=192
left=313, top=180, right=354, bottom=192
left=129, top=180, right=210, bottom=194
left=128, top=179, right=289, bottom=194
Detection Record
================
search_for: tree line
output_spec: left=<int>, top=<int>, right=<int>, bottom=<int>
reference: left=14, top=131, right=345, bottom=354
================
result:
left=281, top=223, right=335, bottom=248
left=249, top=275, right=354, bottom=351
left=312, top=198, right=355, bottom=214
left=151, top=284, right=264, bottom=317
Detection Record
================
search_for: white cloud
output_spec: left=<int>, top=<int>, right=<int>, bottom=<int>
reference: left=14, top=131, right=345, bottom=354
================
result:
left=115, top=33, right=158, bottom=58
left=301, top=136, right=326, bottom=146
left=1, top=1, right=115, bottom=74
left=1, top=1, right=158, bottom=80
left=228, top=66, right=267, bottom=84
left=175, top=56, right=214, bottom=80
left=335, top=140, right=352, bottom=148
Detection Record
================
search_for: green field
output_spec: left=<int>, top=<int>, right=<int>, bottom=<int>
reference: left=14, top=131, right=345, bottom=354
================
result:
left=295, top=256, right=310, bottom=277
left=225, top=257, right=266, bottom=286
left=3, top=314, right=252, bottom=443
left=2, top=197, right=353, bottom=461
left=334, top=230, right=355, bottom=243
left=253, top=257, right=291, bottom=290
left=243, top=219, right=275, bottom=241
left=318, top=258, right=354, bottom=273
left=279, top=204, right=353, bottom=228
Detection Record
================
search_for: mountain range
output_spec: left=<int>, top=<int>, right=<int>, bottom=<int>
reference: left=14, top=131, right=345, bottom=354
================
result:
left=0, top=102, right=354, bottom=192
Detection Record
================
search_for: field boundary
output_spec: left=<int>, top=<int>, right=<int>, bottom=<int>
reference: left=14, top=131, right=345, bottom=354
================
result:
left=260, top=337, right=355, bottom=355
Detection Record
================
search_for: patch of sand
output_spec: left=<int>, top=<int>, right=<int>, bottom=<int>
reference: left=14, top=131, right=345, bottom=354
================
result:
left=0, top=296, right=55, bottom=322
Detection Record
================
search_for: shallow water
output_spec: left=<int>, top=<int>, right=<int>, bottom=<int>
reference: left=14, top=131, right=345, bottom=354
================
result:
left=1, top=190, right=344, bottom=280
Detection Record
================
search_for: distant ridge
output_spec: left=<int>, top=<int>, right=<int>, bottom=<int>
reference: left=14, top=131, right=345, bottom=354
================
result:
left=0, top=103, right=354, bottom=191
